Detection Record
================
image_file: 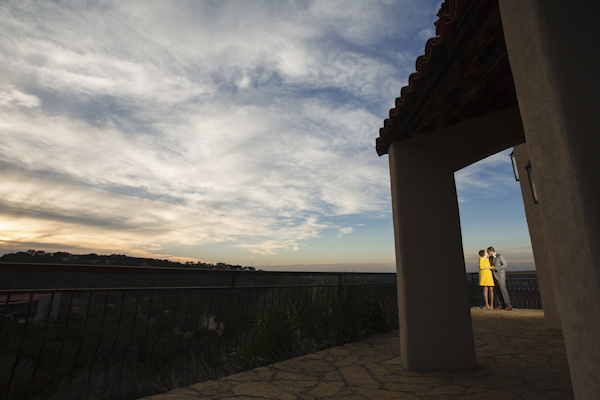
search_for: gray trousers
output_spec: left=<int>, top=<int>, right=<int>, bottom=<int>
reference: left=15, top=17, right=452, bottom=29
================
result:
left=493, top=271, right=512, bottom=308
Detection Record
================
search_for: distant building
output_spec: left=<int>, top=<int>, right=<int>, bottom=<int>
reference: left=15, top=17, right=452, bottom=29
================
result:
left=215, top=263, right=229, bottom=270
left=1, top=293, right=61, bottom=323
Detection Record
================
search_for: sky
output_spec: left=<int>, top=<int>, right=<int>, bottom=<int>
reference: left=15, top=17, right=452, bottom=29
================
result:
left=0, top=0, right=534, bottom=272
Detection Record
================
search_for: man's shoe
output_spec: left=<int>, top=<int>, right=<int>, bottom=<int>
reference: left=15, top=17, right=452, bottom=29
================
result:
left=494, top=306, right=503, bottom=309
left=507, top=307, right=513, bottom=311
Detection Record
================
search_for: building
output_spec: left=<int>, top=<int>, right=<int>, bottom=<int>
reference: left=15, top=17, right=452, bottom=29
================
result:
left=1, top=293, right=62, bottom=324
left=377, top=1, right=600, bottom=399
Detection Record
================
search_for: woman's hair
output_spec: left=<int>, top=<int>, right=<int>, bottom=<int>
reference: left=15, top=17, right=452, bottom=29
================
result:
left=479, top=249, right=486, bottom=257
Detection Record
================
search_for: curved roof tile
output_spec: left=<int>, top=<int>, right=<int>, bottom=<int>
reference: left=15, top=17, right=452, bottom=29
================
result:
left=376, top=0, right=473, bottom=156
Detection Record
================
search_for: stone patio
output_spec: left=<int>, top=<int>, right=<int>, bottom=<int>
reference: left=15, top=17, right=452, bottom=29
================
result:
left=140, top=308, right=573, bottom=399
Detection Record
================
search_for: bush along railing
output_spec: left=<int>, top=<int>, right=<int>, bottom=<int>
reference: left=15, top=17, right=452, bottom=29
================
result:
left=467, top=272, right=542, bottom=309
left=231, top=276, right=399, bottom=371
left=0, top=264, right=398, bottom=400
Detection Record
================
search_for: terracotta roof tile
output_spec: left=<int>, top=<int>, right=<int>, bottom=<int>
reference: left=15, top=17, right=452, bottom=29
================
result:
left=376, top=0, right=515, bottom=156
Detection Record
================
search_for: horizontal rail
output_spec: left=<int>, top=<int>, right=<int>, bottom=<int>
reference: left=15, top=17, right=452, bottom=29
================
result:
left=0, top=262, right=395, bottom=277
left=466, top=272, right=542, bottom=309
left=0, top=281, right=394, bottom=295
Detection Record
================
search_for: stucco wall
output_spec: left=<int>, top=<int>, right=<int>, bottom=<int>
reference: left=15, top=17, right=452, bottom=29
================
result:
left=500, top=1, right=600, bottom=398
left=512, top=143, right=561, bottom=330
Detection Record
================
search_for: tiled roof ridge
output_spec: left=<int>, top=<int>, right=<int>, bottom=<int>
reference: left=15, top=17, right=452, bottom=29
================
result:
left=376, top=0, right=472, bottom=156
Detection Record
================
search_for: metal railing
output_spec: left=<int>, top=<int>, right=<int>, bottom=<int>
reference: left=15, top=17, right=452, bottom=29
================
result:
left=467, top=272, right=542, bottom=309
left=0, top=263, right=398, bottom=400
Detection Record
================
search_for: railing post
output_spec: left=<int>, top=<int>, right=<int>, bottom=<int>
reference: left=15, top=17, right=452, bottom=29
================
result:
left=471, top=273, right=477, bottom=307
left=338, top=273, right=344, bottom=346
left=231, top=274, right=236, bottom=289
left=7, top=292, right=34, bottom=398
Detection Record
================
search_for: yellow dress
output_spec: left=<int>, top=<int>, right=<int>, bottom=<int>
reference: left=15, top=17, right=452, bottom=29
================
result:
left=479, top=257, right=495, bottom=287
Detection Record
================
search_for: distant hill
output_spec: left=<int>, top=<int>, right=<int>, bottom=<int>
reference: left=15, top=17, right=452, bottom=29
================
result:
left=0, top=250, right=256, bottom=271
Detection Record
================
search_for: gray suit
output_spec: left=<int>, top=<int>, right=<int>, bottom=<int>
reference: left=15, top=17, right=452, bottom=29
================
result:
left=490, top=253, right=512, bottom=308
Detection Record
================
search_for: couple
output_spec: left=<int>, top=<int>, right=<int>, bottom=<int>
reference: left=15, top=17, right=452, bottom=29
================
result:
left=478, top=247, right=512, bottom=310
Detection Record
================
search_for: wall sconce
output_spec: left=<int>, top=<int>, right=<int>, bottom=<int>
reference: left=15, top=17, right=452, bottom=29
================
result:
left=509, top=151, right=519, bottom=181
left=524, top=161, right=539, bottom=204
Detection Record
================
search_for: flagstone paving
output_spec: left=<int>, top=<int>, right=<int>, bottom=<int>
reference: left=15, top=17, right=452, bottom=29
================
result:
left=140, top=308, right=573, bottom=399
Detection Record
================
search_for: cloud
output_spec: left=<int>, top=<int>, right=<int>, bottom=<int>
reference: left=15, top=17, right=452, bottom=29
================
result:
left=0, top=83, right=41, bottom=108
left=0, top=0, right=444, bottom=261
left=454, top=150, right=517, bottom=202
left=337, top=227, right=354, bottom=239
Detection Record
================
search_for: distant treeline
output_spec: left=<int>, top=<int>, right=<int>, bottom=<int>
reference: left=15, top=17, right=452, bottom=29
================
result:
left=0, top=250, right=262, bottom=290
left=0, top=249, right=256, bottom=271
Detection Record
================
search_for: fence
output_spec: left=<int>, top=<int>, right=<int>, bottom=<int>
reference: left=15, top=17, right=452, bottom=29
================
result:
left=467, top=272, right=542, bottom=309
left=0, top=263, right=398, bottom=400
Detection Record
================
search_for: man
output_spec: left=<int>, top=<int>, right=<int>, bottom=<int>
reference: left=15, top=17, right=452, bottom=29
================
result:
left=487, top=247, right=513, bottom=311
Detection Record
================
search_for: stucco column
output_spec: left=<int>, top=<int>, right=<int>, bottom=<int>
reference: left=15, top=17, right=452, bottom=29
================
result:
left=500, top=2, right=600, bottom=398
left=388, top=139, right=476, bottom=370
left=512, top=144, right=561, bottom=330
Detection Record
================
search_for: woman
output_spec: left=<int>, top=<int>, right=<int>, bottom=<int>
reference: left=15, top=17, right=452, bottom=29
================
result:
left=479, top=249, right=495, bottom=309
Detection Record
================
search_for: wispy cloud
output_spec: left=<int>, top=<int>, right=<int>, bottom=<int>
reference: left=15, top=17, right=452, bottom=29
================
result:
left=0, top=0, right=443, bottom=261
left=337, top=227, right=354, bottom=239
left=455, top=150, right=517, bottom=202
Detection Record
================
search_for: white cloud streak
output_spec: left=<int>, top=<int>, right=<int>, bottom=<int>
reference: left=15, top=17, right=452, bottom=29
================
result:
left=0, top=0, right=442, bottom=260
left=454, top=150, right=517, bottom=202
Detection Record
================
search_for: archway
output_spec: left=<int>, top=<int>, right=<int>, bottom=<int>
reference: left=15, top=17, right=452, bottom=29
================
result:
left=387, top=106, right=525, bottom=370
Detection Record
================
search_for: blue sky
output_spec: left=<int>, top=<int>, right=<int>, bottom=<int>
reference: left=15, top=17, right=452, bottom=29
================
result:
left=0, top=0, right=534, bottom=272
